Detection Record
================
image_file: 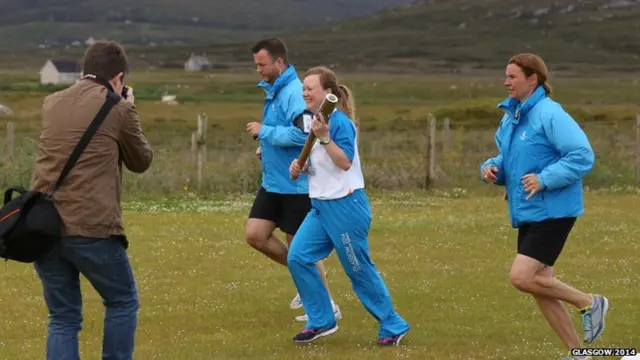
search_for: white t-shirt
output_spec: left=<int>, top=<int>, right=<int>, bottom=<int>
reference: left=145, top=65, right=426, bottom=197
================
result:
left=307, top=110, right=364, bottom=200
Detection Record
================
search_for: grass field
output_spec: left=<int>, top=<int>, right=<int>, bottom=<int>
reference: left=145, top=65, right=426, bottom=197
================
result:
left=1, top=67, right=639, bottom=358
left=1, top=191, right=638, bottom=359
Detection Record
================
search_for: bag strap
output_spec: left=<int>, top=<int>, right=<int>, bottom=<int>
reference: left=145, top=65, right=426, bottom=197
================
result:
left=3, top=186, right=27, bottom=205
left=50, top=89, right=121, bottom=195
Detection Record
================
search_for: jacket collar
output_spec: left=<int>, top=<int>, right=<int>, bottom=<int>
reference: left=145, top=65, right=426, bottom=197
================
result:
left=257, top=65, right=298, bottom=100
left=498, top=85, right=547, bottom=123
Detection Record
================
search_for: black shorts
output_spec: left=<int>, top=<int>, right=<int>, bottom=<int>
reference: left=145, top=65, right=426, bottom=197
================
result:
left=248, top=186, right=311, bottom=235
left=517, top=217, right=577, bottom=267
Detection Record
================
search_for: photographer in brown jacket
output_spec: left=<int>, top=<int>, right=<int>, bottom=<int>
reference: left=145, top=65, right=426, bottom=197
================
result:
left=30, top=40, right=152, bottom=360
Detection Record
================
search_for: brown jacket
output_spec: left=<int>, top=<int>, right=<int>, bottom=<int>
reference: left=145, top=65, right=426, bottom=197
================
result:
left=31, top=79, right=153, bottom=239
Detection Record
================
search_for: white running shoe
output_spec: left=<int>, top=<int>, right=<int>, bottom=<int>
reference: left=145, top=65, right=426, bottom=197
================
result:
left=296, top=303, right=342, bottom=322
left=290, top=293, right=303, bottom=309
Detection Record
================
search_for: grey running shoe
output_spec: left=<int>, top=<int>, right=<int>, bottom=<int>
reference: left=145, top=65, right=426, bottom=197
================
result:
left=290, top=293, right=302, bottom=309
left=581, top=294, right=609, bottom=343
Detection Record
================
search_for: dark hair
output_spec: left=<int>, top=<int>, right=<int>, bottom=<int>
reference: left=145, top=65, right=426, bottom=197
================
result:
left=251, top=37, right=289, bottom=65
left=82, top=40, right=130, bottom=81
left=508, top=53, right=552, bottom=95
left=305, top=66, right=357, bottom=127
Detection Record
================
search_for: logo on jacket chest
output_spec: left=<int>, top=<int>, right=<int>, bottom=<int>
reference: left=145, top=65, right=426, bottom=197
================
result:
left=263, top=101, right=283, bottom=125
left=520, top=130, right=527, bottom=140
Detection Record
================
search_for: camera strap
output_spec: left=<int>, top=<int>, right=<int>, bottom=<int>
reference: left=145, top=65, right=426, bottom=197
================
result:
left=81, top=74, right=117, bottom=93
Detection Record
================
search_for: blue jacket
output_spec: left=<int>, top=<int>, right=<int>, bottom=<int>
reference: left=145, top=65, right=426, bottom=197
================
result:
left=256, top=65, right=308, bottom=194
left=480, top=86, right=595, bottom=228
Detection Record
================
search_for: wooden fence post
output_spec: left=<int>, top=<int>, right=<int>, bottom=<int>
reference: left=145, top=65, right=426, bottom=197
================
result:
left=191, top=113, right=208, bottom=192
left=636, top=114, right=640, bottom=184
left=425, top=114, right=437, bottom=188
left=442, top=117, right=451, bottom=155
left=430, top=115, right=437, bottom=184
left=7, top=122, right=14, bottom=160
left=191, top=133, right=198, bottom=160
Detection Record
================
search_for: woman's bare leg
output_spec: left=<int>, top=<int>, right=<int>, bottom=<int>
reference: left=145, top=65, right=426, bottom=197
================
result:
left=530, top=266, right=582, bottom=351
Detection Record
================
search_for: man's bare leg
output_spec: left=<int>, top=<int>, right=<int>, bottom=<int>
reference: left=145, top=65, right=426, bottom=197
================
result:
left=531, top=266, right=582, bottom=352
left=245, top=218, right=288, bottom=266
left=285, top=233, right=294, bottom=246
left=509, top=254, right=592, bottom=310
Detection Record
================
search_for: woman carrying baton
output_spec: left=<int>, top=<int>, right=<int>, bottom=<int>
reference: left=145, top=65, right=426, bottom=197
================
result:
left=288, top=66, right=410, bottom=345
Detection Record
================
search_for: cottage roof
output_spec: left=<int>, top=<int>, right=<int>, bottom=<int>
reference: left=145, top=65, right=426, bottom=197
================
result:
left=50, top=60, right=82, bottom=73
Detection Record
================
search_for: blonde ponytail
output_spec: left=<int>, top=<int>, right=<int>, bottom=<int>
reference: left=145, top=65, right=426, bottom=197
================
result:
left=337, top=84, right=358, bottom=128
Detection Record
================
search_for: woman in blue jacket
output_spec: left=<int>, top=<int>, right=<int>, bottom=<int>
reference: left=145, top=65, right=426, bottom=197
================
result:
left=288, top=66, right=410, bottom=345
left=481, top=53, right=609, bottom=360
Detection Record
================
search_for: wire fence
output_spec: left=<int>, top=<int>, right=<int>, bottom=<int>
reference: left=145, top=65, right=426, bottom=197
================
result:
left=1, top=115, right=639, bottom=196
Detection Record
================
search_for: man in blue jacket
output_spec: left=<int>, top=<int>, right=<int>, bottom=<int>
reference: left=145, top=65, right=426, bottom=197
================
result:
left=245, top=38, right=343, bottom=320
left=245, top=37, right=309, bottom=267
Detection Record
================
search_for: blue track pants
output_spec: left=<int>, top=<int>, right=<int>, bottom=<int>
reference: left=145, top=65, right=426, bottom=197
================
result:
left=287, top=189, right=409, bottom=338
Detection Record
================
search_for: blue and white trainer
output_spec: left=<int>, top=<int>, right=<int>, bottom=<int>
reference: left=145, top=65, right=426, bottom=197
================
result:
left=581, top=294, right=610, bottom=343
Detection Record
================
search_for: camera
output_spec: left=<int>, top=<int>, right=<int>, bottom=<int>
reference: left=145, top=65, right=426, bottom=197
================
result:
left=121, top=86, right=130, bottom=100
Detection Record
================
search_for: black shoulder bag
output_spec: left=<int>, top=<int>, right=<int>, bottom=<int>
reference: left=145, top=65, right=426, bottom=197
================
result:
left=0, top=86, right=121, bottom=263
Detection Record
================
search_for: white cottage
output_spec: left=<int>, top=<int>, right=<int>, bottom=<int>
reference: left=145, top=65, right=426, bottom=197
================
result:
left=184, top=53, right=212, bottom=72
left=40, top=59, right=82, bottom=85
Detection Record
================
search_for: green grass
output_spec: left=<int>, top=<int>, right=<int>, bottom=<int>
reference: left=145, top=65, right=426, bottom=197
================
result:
left=1, top=192, right=638, bottom=359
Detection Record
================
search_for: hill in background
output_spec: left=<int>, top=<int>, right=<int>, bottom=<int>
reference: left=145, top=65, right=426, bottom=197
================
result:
left=280, top=0, right=640, bottom=72
left=1, top=0, right=639, bottom=73
left=0, top=0, right=413, bottom=49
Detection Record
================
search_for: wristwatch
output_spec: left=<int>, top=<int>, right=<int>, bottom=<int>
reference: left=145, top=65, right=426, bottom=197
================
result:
left=318, top=136, right=331, bottom=145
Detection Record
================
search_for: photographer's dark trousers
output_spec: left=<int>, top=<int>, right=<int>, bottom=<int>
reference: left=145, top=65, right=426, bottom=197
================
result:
left=34, top=236, right=139, bottom=360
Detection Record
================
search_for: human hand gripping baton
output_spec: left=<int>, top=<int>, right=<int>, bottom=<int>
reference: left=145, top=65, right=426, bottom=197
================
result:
left=291, top=93, right=339, bottom=180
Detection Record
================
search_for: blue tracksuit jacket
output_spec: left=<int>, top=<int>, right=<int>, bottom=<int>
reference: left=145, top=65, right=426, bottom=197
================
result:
left=481, top=85, right=595, bottom=228
left=257, top=65, right=308, bottom=194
